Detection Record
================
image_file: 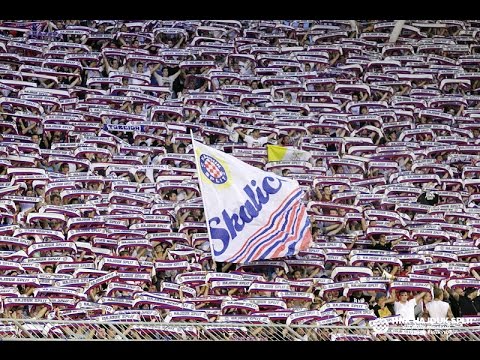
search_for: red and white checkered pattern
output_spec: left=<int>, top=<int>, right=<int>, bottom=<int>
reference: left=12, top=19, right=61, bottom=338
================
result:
left=204, top=159, right=222, bottom=179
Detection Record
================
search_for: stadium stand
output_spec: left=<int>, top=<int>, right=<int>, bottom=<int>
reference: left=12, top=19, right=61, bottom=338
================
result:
left=1, top=19, right=480, bottom=340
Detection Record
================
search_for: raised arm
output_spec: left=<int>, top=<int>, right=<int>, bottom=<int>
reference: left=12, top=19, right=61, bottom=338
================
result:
left=178, top=285, right=185, bottom=302
left=300, top=30, right=311, bottom=45
left=398, top=85, right=409, bottom=96
left=414, top=291, right=427, bottom=304
left=221, top=262, right=234, bottom=272
left=236, top=128, right=246, bottom=139
left=170, top=68, right=182, bottom=81
left=120, top=101, right=132, bottom=112
left=68, top=72, right=81, bottom=88
left=118, top=35, right=128, bottom=47
left=267, top=131, right=278, bottom=140
left=34, top=305, right=49, bottom=319
left=361, top=217, right=368, bottom=232
left=326, top=222, right=346, bottom=236
left=174, top=35, right=185, bottom=49
left=103, top=53, right=111, bottom=73
left=383, top=290, right=396, bottom=304
left=149, top=62, right=162, bottom=75
left=126, top=60, right=134, bottom=73
left=346, top=236, right=357, bottom=250
left=472, top=269, right=480, bottom=280
left=153, top=70, right=163, bottom=85
left=456, top=104, right=465, bottom=117
left=380, top=92, right=390, bottom=102
left=176, top=210, right=190, bottom=226
left=446, top=304, right=454, bottom=320
left=330, top=52, right=340, bottom=65
left=21, top=121, right=36, bottom=135
left=391, top=237, right=402, bottom=247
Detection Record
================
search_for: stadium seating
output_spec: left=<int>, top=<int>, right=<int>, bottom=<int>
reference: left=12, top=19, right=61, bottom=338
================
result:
left=1, top=20, right=480, bottom=335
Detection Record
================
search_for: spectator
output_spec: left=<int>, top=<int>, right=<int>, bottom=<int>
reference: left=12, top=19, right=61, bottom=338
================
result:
left=153, top=67, right=182, bottom=92
left=416, top=291, right=432, bottom=320
left=349, top=290, right=374, bottom=305
left=373, top=292, right=394, bottom=318
left=426, top=288, right=454, bottom=320
left=369, top=234, right=402, bottom=251
left=236, top=128, right=277, bottom=148
left=417, top=191, right=439, bottom=206
left=458, top=288, right=480, bottom=317
left=383, top=290, right=428, bottom=320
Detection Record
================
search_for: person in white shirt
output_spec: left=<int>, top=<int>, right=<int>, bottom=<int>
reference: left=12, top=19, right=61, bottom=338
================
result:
left=384, top=289, right=428, bottom=320
left=220, top=117, right=239, bottom=142
left=84, top=60, right=104, bottom=80
left=128, top=62, right=161, bottom=85
left=103, top=54, right=125, bottom=75
left=426, top=288, right=454, bottom=320
left=239, top=60, right=255, bottom=76
left=236, top=128, right=277, bottom=148
left=153, top=67, right=182, bottom=91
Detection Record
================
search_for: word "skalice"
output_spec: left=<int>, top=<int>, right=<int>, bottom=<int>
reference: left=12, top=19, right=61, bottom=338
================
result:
left=209, top=176, right=287, bottom=256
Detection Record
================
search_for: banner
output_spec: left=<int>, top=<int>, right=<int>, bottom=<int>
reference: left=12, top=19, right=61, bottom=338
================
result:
left=104, top=124, right=145, bottom=132
left=266, top=145, right=311, bottom=162
left=192, top=140, right=312, bottom=263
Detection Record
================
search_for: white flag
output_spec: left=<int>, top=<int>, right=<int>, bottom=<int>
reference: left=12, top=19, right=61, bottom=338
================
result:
left=192, top=140, right=312, bottom=263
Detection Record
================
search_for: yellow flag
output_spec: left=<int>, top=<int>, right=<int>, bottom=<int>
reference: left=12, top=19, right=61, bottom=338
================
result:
left=267, top=145, right=311, bottom=162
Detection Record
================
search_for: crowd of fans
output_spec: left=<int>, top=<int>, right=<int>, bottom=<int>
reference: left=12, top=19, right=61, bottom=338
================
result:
left=0, top=19, right=480, bottom=340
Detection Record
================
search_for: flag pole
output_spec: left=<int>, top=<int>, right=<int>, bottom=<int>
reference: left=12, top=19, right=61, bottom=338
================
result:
left=190, top=130, right=218, bottom=266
